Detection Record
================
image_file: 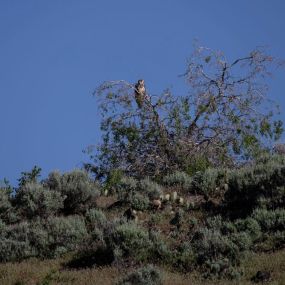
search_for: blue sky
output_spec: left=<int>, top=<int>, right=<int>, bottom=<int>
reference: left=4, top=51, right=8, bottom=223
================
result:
left=1, top=0, right=285, bottom=185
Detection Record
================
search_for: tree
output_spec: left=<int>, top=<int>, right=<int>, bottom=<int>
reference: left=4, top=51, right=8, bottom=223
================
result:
left=18, top=166, right=42, bottom=187
left=86, top=46, right=283, bottom=179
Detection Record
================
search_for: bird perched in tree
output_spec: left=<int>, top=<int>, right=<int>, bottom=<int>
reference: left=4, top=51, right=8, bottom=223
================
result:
left=134, top=79, right=148, bottom=108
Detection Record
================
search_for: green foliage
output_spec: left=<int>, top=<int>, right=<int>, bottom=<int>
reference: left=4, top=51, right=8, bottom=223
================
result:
left=85, top=208, right=108, bottom=231
left=0, top=188, right=13, bottom=223
left=148, top=231, right=171, bottom=263
left=0, top=222, right=31, bottom=262
left=18, top=166, right=42, bottom=187
left=185, top=155, right=212, bottom=176
left=110, top=223, right=151, bottom=262
left=138, top=178, right=162, bottom=200
left=192, top=168, right=227, bottom=198
left=117, top=176, right=138, bottom=201
left=234, top=218, right=261, bottom=241
left=89, top=47, right=282, bottom=178
left=116, top=264, right=162, bottom=285
left=193, top=228, right=241, bottom=265
left=104, top=168, right=123, bottom=192
left=45, top=170, right=100, bottom=214
left=192, top=227, right=242, bottom=279
left=173, top=242, right=195, bottom=271
left=14, top=182, right=64, bottom=219
left=225, top=155, right=285, bottom=216
left=252, top=208, right=285, bottom=232
left=163, top=171, right=192, bottom=191
left=230, top=232, right=252, bottom=251
left=31, top=216, right=88, bottom=258
left=130, top=193, right=150, bottom=211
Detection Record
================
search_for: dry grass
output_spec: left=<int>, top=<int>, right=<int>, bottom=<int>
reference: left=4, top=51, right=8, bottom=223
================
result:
left=0, top=250, right=284, bottom=285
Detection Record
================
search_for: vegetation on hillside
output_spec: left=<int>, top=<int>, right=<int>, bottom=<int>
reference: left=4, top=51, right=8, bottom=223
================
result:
left=1, top=46, right=285, bottom=284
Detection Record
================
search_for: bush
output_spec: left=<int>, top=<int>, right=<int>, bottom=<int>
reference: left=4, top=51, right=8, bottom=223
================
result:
left=192, top=168, right=226, bottom=199
left=255, top=231, right=285, bottom=251
left=252, top=208, right=285, bottom=232
left=46, top=215, right=88, bottom=257
left=225, top=158, right=285, bottom=217
left=30, top=216, right=88, bottom=258
left=173, top=242, right=195, bottom=271
left=116, top=264, right=162, bottom=285
left=117, top=177, right=138, bottom=201
left=148, top=231, right=171, bottom=263
left=14, top=182, right=64, bottom=218
left=45, top=170, right=100, bottom=214
left=138, top=178, right=162, bottom=200
left=130, top=193, right=149, bottom=211
left=206, top=215, right=223, bottom=230
left=191, top=227, right=244, bottom=278
left=110, top=223, right=151, bottom=262
left=230, top=232, right=252, bottom=251
left=0, top=222, right=32, bottom=262
left=117, top=177, right=161, bottom=205
left=234, top=218, right=261, bottom=241
left=163, top=171, right=192, bottom=191
left=0, top=188, right=14, bottom=223
left=85, top=208, right=108, bottom=231
left=192, top=228, right=240, bottom=266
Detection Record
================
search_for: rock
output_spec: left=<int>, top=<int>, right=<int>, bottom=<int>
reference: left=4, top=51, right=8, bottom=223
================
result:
left=164, top=194, right=170, bottom=201
left=171, top=191, right=177, bottom=202
left=251, top=270, right=271, bottom=283
left=152, top=199, right=162, bottom=209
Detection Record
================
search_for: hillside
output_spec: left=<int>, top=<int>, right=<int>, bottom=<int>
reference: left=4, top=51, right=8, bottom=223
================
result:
left=0, top=154, right=285, bottom=284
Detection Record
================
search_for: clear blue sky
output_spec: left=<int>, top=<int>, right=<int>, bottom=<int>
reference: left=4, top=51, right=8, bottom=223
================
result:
left=1, top=0, right=285, bottom=185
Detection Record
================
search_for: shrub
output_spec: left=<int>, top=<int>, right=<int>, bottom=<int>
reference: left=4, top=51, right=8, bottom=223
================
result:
left=0, top=188, right=13, bottom=222
left=192, top=228, right=240, bottom=266
left=28, top=220, right=49, bottom=257
left=148, top=231, right=171, bottom=263
left=104, top=169, right=124, bottom=193
left=185, top=155, right=212, bottom=176
left=130, top=193, right=149, bottom=211
left=252, top=208, right=285, bottom=232
left=116, top=264, right=162, bottom=285
left=230, top=232, right=252, bottom=251
left=117, top=177, right=161, bottom=204
left=0, top=222, right=32, bottom=262
left=255, top=231, right=285, bottom=251
left=234, top=218, right=261, bottom=241
left=109, top=222, right=152, bottom=262
left=138, top=178, right=162, bottom=200
left=45, top=170, right=100, bottom=214
left=85, top=208, right=108, bottom=231
left=0, top=219, right=5, bottom=234
left=163, top=171, right=192, bottom=191
left=173, top=242, right=195, bottom=271
left=191, top=226, right=245, bottom=279
left=31, top=216, right=88, bottom=258
left=14, top=182, right=64, bottom=218
left=117, top=177, right=138, bottom=201
left=17, top=166, right=42, bottom=187
left=206, top=216, right=223, bottom=230
left=0, top=239, right=31, bottom=262
left=220, top=222, right=237, bottom=235
left=225, top=158, right=285, bottom=217
left=46, top=215, right=87, bottom=256
left=192, top=168, right=226, bottom=198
